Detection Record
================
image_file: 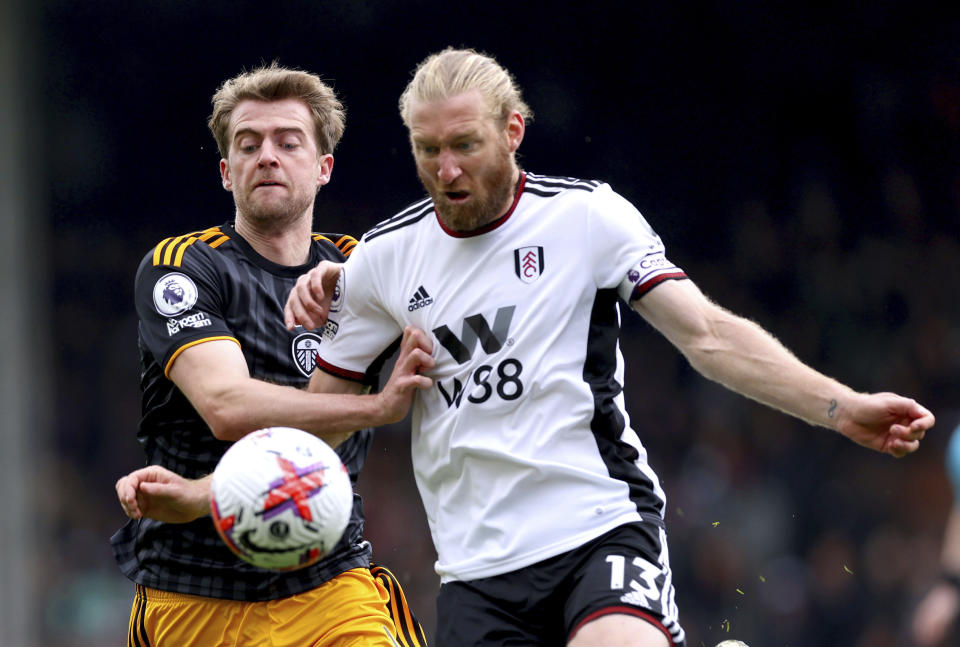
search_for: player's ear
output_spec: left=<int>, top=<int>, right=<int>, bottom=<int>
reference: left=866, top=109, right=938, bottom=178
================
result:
left=504, top=111, right=524, bottom=153
left=317, top=154, right=334, bottom=189
left=220, top=159, right=233, bottom=191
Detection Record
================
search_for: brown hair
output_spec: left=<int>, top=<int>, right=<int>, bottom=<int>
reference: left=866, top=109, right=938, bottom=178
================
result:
left=208, top=63, right=345, bottom=158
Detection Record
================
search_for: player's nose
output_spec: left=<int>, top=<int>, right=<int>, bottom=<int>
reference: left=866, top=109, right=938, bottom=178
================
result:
left=257, top=140, right=280, bottom=167
left=437, top=151, right=461, bottom=184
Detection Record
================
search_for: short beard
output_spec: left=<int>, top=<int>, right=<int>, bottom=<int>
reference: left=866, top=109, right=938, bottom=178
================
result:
left=234, top=189, right=315, bottom=235
left=425, top=146, right=516, bottom=232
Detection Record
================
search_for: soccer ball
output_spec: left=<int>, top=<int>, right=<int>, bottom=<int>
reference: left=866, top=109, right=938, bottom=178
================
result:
left=715, top=641, right=749, bottom=647
left=210, top=427, right=353, bottom=571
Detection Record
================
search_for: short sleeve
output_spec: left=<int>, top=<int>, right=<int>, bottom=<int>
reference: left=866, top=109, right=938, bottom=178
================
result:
left=583, top=184, right=687, bottom=302
left=315, top=239, right=403, bottom=381
left=134, top=245, right=237, bottom=376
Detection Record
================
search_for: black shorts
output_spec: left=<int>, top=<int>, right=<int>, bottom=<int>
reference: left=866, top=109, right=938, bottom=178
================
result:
left=435, top=520, right=686, bottom=646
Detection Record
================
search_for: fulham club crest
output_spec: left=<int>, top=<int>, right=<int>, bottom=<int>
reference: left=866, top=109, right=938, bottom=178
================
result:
left=514, top=246, right=544, bottom=284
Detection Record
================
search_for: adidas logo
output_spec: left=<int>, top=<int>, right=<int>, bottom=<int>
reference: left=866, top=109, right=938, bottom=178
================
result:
left=408, top=285, right=434, bottom=311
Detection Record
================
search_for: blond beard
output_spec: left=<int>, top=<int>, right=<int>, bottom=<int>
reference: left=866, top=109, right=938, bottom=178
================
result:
left=424, top=148, right=517, bottom=232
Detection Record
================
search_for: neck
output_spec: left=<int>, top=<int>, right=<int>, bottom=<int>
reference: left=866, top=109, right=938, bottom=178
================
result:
left=482, top=165, right=522, bottom=226
left=504, top=166, right=520, bottom=206
left=234, top=212, right=313, bottom=266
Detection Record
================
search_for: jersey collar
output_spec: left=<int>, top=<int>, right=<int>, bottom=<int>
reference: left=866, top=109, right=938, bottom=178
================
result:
left=223, top=221, right=325, bottom=277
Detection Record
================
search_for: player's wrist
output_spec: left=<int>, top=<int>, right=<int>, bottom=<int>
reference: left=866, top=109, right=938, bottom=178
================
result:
left=827, top=389, right=862, bottom=433
left=191, top=476, right=214, bottom=519
left=372, top=390, right=403, bottom=426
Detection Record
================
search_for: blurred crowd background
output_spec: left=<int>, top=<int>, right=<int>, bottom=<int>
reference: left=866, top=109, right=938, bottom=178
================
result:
left=5, top=1, right=959, bottom=646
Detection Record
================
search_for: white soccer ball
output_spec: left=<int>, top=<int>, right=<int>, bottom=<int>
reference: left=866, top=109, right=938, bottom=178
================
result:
left=210, top=427, right=353, bottom=571
left=715, top=641, right=749, bottom=647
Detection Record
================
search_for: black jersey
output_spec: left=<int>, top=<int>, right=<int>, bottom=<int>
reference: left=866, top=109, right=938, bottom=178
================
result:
left=111, top=222, right=376, bottom=601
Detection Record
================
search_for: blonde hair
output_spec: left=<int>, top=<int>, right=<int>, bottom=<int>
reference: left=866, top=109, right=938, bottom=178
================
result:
left=399, top=48, right=532, bottom=127
left=208, top=63, right=345, bottom=158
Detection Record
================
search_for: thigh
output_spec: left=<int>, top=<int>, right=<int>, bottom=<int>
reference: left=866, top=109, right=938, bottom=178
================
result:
left=564, top=522, right=686, bottom=646
left=127, top=585, right=249, bottom=647
left=435, top=576, right=562, bottom=646
left=269, top=567, right=415, bottom=647
left=568, top=614, right=671, bottom=647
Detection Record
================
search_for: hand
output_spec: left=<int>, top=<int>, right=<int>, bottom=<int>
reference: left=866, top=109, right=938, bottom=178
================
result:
left=375, top=326, right=435, bottom=424
left=284, top=260, right=342, bottom=330
left=115, top=466, right=212, bottom=523
left=836, top=392, right=934, bottom=458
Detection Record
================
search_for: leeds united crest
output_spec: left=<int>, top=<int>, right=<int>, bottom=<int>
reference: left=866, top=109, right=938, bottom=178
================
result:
left=292, top=332, right=323, bottom=377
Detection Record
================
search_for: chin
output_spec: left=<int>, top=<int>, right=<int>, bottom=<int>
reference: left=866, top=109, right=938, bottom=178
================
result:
left=437, top=207, right=482, bottom=232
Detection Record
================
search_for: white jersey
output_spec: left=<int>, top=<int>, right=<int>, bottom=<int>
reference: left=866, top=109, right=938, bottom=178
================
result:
left=317, top=172, right=687, bottom=583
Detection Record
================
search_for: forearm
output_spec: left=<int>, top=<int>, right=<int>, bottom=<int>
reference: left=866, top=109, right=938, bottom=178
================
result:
left=682, top=311, right=856, bottom=430
left=634, top=279, right=931, bottom=456
left=171, top=340, right=383, bottom=443
left=197, top=379, right=382, bottom=442
left=184, top=474, right=213, bottom=519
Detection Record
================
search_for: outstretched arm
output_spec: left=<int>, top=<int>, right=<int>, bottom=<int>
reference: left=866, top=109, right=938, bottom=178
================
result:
left=631, top=279, right=934, bottom=457
left=169, top=331, right=430, bottom=443
left=118, top=327, right=435, bottom=524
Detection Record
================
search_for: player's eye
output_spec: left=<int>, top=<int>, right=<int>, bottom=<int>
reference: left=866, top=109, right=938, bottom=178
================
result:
left=236, top=138, right=259, bottom=153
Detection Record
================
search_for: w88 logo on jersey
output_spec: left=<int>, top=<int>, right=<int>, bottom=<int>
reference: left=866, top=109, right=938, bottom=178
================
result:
left=437, top=358, right=524, bottom=409
left=432, top=305, right=525, bottom=409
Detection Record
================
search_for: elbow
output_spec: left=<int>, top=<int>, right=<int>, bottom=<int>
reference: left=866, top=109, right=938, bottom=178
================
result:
left=675, top=311, right=734, bottom=381
left=683, top=351, right=710, bottom=379
left=680, top=340, right=725, bottom=382
left=201, top=402, right=252, bottom=442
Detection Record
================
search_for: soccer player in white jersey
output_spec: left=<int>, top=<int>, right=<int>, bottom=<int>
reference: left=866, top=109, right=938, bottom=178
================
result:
left=283, top=48, right=934, bottom=647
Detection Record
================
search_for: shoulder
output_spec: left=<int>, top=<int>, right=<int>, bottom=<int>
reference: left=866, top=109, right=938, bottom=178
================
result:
left=134, top=226, right=234, bottom=315
left=361, top=196, right=435, bottom=244
left=140, top=225, right=233, bottom=271
left=521, top=172, right=638, bottom=228
left=312, top=232, right=358, bottom=260
left=522, top=172, right=606, bottom=199
left=524, top=172, right=648, bottom=230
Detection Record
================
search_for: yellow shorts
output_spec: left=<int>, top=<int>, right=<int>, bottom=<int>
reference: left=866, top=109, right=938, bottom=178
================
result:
left=127, top=566, right=427, bottom=647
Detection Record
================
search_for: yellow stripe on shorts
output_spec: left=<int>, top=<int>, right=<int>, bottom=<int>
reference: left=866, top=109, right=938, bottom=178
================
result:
left=370, top=563, right=428, bottom=647
left=128, top=585, right=151, bottom=647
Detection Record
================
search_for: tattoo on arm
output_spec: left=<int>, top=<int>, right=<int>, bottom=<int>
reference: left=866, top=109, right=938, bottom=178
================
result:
left=827, top=399, right=838, bottom=418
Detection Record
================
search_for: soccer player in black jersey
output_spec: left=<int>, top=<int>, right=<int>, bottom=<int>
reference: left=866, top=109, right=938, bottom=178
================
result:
left=111, top=64, right=432, bottom=646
